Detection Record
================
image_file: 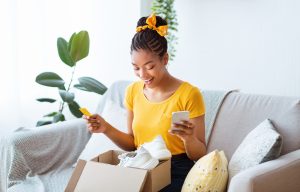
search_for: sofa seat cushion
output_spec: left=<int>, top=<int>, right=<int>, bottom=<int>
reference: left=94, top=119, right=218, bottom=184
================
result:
left=228, top=119, right=282, bottom=179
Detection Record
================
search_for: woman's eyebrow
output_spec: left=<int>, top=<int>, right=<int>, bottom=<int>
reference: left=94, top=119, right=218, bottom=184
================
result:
left=132, top=60, right=153, bottom=66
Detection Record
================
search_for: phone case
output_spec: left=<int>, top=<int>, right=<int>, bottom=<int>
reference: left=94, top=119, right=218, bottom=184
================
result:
left=172, top=111, right=189, bottom=124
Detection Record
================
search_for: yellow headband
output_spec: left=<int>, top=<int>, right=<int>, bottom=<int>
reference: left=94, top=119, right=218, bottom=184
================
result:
left=136, top=13, right=168, bottom=37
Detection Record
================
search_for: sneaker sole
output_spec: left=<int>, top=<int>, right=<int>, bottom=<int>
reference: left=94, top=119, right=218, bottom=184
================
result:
left=151, top=149, right=172, bottom=160
left=126, top=158, right=159, bottom=170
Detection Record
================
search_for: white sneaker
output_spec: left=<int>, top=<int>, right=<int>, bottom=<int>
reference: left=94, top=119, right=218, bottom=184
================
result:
left=142, top=135, right=172, bottom=160
left=118, top=151, right=137, bottom=167
left=120, top=146, right=159, bottom=170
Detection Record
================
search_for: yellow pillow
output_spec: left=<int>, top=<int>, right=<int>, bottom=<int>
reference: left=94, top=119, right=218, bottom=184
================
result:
left=181, top=150, right=228, bottom=192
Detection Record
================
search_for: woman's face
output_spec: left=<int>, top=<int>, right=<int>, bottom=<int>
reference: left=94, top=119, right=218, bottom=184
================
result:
left=131, top=49, right=168, bottom=88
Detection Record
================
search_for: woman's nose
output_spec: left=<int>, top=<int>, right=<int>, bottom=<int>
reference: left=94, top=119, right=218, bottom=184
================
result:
left=138, top=68, right=147, bottom=78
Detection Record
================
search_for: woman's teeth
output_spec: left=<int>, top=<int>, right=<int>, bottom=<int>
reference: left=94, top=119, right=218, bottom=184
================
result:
left=144, top=78, right=152, bottom=84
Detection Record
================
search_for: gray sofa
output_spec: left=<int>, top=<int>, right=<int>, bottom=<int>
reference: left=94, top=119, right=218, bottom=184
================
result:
left=2, top=81, right=300, bottom=192
left=208, top=91, right=300, bottom=192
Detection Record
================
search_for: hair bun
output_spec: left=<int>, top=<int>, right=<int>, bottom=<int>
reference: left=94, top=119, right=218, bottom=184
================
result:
left=136, top=14, right=168, bottom=37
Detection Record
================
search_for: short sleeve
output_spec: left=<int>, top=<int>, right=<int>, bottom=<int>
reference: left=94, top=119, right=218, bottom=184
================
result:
left=186, top=87, right=206, bottom=118
left=124, top=83, right=134, bottom=111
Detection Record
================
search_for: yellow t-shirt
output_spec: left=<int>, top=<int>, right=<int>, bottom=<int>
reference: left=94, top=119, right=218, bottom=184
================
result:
left=124, top=81, right=205, bottom=155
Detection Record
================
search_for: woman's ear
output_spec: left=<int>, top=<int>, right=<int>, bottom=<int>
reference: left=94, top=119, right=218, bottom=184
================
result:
left=163, top=53, right=169, bottom=66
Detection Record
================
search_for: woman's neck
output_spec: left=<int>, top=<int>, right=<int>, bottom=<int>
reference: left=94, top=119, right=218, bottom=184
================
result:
left=143, top=74, right=183, bottom=102
left=145, top=73, right=182, bottom=93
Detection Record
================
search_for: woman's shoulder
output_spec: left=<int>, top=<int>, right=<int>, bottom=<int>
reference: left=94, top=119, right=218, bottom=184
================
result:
left=126, top=80, right=143, bottom=92
left=180, top=81, right=202, bottom=93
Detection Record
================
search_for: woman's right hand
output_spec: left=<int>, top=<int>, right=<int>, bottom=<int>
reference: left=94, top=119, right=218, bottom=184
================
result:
left=83, top=114, right=108, bottom=133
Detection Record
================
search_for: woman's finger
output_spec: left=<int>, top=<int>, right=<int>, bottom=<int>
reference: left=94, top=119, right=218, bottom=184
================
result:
left=172, top=122, right=192, bottom=130
left=90, top=114, right=99, bottom=119
left=177, top=128, right=193, bottom=135
left=180, top=120, right=193, bottom=129
left=88, top=126, right=94, bottom=131
left=89, top=119, right=99, bottom=123
left=171, top=123, right=193, bottom=135
left=91, top=122, right=99, bottom=126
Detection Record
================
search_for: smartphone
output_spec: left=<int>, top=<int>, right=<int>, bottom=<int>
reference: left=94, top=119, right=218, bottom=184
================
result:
left=172, top=111, right=190, bottom=124
left=79, top=107, right=92, bottom=117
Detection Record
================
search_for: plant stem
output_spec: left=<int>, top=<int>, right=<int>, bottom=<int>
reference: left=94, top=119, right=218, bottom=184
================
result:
left=59, top=101, right=64, bottom=113
left=67, top=65, right=77, bottom=92
left=59, top=64, right=77, bottom=113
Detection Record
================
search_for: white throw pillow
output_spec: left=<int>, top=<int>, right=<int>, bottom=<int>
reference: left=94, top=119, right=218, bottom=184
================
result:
left=228, top=119, right=282, bottom=179
left=77, top=99, right=127, bottom=161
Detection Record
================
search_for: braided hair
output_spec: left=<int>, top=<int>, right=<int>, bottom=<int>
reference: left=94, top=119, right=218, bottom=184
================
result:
left=130, top=15, right=168, bottom=59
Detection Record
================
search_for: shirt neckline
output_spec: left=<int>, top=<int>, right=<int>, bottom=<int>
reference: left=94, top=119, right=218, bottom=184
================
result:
left=140, top=81, right=187, bottom=105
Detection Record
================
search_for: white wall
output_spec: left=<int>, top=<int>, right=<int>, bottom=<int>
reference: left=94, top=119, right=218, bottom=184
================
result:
left=0, top=0, right=21, bottom=134
left=170, top=0, right=300, bottom=97
left=1, top=0, right=299, bottom=135
left=0, top=0, right=139, bottom=135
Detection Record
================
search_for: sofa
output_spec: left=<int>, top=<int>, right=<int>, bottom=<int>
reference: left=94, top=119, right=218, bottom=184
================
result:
left=2, top=80, right=300, bottom=192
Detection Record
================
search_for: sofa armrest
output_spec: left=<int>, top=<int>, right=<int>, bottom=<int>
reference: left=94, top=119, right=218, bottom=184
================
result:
left=228, top=149, right=300, bottom=192
left=5, top=118, right=91, bottom=187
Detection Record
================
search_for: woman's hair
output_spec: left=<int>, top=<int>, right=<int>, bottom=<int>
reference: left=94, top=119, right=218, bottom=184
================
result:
left=130, top=15, right=168, bottom=58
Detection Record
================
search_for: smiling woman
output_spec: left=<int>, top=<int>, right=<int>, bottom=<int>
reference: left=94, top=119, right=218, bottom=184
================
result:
left=83, top=13, right=207, bottom=192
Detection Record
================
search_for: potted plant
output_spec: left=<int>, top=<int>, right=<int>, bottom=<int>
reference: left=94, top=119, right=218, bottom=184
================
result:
left=35, top=30, right=107, bottom=126
left=152, top=0, right=178, bottom=61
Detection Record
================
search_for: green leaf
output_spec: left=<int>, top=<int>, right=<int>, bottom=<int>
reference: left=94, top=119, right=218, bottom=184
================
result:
left=68, top=101, right=82, bottom=118
left=53, top=113, right=65, bottom=123
left=78, top=77, right=107, bottom=95
left=36, top=72, right=65, bottom=89
left=69, top=31, right=89, bottom=62
left=151, top=0, right=178, bottom=62
left=74, top=84, right=90, bottom=91
left=68, top=33, right=76, bottom=52
left=57, top=37, right=75, bottom=67
left=43, top=112, right=58, bottom=117
left=36, top=98, right=56, bottom=103
left=36, top=120, right=53, bottom=127
left=59, top=90, right=75, bottom=103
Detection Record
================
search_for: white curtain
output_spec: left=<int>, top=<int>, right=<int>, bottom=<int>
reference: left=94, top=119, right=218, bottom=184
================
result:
left=0, top=0, right=140, bottom=135
left=0, top=0, right=21, bottom=135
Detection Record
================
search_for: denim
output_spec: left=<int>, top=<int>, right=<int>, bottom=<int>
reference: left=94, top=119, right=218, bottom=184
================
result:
left=160, top=153, right=194, bottom=192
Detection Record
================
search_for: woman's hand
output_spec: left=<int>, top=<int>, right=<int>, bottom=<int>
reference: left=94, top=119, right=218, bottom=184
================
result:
left=169, top=120, right=196, bottom=141
left=83, top=114, right=108, bottom=133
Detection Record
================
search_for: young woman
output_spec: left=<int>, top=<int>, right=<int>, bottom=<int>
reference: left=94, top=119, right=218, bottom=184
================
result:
left=84, top=13, right=206, bottom=191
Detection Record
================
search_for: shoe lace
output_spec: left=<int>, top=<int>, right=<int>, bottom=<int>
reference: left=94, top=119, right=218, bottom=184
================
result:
left=117, top=152, right=136, bottom=167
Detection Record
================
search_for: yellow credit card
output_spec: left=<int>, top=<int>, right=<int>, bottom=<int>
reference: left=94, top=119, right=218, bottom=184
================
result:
left=79, top=107, right=92, bottom=117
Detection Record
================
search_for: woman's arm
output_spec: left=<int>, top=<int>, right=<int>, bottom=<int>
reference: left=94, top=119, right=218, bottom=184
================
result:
left=169, top=115, right=206, bottom=161
left=83, top=110, right=136, bottom=151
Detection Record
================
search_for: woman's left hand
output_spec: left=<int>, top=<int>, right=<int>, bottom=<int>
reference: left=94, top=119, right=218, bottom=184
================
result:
left=169, top=120, right=196, bottom=141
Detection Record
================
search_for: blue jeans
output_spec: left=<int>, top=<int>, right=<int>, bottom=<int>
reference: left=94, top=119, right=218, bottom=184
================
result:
left=160, top=153, right=194, bottom=192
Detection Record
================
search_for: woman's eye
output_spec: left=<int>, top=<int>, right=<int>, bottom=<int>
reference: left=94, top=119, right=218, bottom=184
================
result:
left=133, top=67, right=139, bottom=70
left=147, top=66, right=154, bottom=70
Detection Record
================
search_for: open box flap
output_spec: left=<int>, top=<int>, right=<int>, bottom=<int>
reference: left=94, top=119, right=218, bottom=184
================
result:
left=66, top=160, right=148, bottom=192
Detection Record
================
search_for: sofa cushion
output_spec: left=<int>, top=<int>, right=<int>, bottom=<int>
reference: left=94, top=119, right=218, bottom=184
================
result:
left=207, top=92, right=298, bottom=159
left=272, top=101, right=300, bottom=155
left=181, top=150, right=228, bottom=192
left=228, top=119, right=282, bottom=179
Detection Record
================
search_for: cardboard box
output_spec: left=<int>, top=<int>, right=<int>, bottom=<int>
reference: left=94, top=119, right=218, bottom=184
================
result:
left=65, top=150, right=171, bottom=192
